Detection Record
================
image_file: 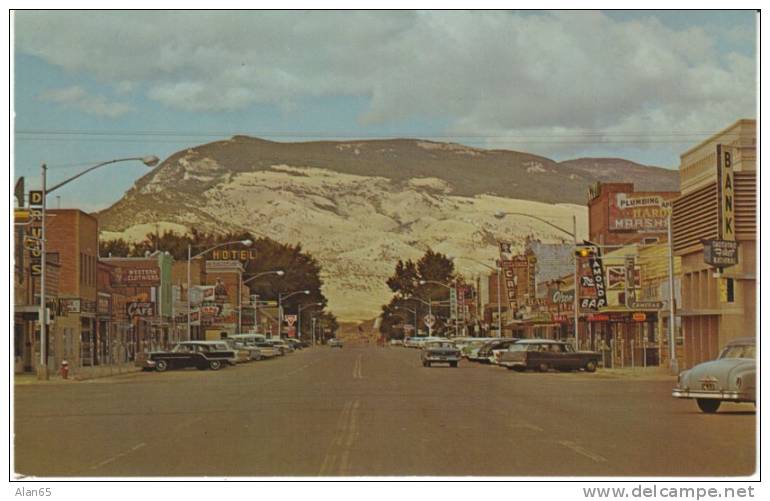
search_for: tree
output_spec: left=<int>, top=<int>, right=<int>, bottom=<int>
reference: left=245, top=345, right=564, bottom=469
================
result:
left=99, top=230, right=334, bottom=334
left=386, top=259, right=418, bottom=297
left=379, top=248, right=455, bottom=336
left=99, top=238, right=131, bottom=258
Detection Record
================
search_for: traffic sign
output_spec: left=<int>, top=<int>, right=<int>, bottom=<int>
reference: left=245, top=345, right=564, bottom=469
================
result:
left=423, top=314, right=436, bottom=328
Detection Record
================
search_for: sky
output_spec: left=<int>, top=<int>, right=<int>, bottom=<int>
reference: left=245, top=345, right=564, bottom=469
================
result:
left=11, top=10, right=758, bottom=211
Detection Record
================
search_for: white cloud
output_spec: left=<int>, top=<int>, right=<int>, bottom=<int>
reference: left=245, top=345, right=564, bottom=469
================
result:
left=16, top=11, right=757, bottom=152
left=39, top=85, right=133, bottom=118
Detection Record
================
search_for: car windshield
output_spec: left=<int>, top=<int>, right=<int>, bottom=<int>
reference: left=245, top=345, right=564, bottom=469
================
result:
left=426, top=341, right=454, bottom=349
left=508, top=344, right=527, bottom=352
left=719, top=344, right=756, bottom=360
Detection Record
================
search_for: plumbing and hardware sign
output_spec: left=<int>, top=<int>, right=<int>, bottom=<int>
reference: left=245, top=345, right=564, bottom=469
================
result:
left=608, top=193, right=672, bottom=233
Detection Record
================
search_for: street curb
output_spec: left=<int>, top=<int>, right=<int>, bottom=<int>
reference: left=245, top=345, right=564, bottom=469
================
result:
left=14, top=366, right=143, bottom=385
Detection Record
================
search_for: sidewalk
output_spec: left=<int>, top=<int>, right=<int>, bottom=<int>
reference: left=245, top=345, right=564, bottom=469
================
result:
left=596, top=365, right=678, bottom=380
left=14, top=363, right=143, bottom=385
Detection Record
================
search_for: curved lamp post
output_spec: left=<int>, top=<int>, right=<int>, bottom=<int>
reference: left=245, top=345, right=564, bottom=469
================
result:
left=419, top=279, right=459, bottom=337
left=494, top=211, right=578, bottom=348
left=186, top=239, right=252, bottom=340
left=455, top=256, right=502, bottom=338
left=36, top=155, right=159, bottom=380
left=239, top=270, right=284, bottom=332
left=297, top=302, right=323, bottom=340
left=394, top=305, right=418, bottom=338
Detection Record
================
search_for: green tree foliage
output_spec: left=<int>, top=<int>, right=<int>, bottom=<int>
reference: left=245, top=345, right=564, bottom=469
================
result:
left=99, top=238, right=132, bottom=258
left=379, top=248, right=455, bottom=337
left=99, top=229, right=336, bottom=335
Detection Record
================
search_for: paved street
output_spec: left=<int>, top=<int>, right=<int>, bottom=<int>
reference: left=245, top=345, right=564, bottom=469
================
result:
left=14, top=345, right=755, bottom=477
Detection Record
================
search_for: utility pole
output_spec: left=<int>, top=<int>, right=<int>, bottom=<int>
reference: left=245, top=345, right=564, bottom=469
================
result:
left=667, top=213, right=678, bottom=374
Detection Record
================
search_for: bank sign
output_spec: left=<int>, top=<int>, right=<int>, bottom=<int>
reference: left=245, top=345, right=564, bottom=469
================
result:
left=609, top=193, right=671, bottom=233
left=703, top=239, right=739, bottom=268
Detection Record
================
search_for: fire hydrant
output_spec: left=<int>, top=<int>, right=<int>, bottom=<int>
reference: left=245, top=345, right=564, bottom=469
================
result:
left=60, top=360, right=69, bottom=379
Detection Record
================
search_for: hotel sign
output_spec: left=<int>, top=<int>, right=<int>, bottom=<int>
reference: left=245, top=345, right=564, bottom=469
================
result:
left=211, top=249, right=258, bottom=261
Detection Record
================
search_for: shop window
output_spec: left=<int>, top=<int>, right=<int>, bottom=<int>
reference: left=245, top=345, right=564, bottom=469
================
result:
left=726, top=278, right=735, bottom=303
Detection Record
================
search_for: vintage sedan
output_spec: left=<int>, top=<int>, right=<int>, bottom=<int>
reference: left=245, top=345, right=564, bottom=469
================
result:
left=471, top=338, right=516, bottom=363
left=145, top=341, right=237, bottom=372
left=672, top=337, right=756, bottom=413
left=498, top=339, right=600, bottom=372
left=254, top=342, right=283, bottom=358
left=225, top=336, right=264, bottom=361
left=421, top=340, right=461, bottom=367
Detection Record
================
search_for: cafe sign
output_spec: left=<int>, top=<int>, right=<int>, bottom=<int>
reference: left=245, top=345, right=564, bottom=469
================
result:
left=127, top=302, right=155, bottom=318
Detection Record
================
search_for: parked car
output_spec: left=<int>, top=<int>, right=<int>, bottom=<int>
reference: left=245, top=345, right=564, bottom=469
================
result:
left=389, top=339, right=404, bottom=346
left=254, top=342, right=282, bottom=358
left=421, top=340, right=461, bottom=367
left=474, top=338, right=517, bottom=363
left=145, top=341, right=237, bottom=372
left=328, top=338, right=343, bottom=348
left=462, top=339, right=493, bottom=359
left=286, top=338, right=305, bottom=350
left=266, top=339, right=294, bottom=355
left=414, top=336, right=447, bottom=349
left=225, top=335, right=265, bottom=361
left=672, top=337, right=756, bottom=413
left=498, top=339, right=600, bottom=372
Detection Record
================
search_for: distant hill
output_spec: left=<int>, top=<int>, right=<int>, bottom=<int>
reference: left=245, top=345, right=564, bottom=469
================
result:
left=96, top=137, right=679, bottom=320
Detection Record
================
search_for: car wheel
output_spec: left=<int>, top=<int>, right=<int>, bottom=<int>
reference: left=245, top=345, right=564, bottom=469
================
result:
left=425, top=361, right=431, bottom=368
left=538, top=363, right=549, bottom=372
left=512, top=366, right=525, bottom=372
left=208, top=360, right=223, bottom=371
left=696, top=399, right=721, bottom=413
left=450, top=361, right=458, bottom=368
left=584, top=360, right=598, bottom=373
left=155, top=360, right=168, bottom=372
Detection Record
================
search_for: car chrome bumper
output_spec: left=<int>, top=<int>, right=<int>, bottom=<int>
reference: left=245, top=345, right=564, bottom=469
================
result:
left=672, top=388, right=751, bottom=401
left=143, top=360, right=157, bottom=368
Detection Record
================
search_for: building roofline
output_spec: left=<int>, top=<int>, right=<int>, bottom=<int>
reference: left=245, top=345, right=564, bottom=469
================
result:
left=679, top=119, right=756, bottom=160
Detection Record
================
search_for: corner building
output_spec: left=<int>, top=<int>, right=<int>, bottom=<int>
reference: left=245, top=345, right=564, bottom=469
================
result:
left=672, top=119, right=756, bottom=368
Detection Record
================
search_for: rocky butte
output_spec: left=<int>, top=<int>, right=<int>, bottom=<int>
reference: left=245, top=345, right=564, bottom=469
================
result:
left=97, top=136, right=678, bottom=321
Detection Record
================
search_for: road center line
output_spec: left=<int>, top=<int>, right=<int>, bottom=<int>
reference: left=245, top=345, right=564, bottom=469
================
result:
left=353, top=355, right=363, bottom=380
left=557, top=440, right=607, bottom=463
left=319, top=400, right=354, bottom=475
left=88, top=442, right=146, bottom=471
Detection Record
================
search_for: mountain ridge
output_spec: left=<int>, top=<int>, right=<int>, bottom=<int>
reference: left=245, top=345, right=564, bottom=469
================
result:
left=96, top=136, right=679, bottom=320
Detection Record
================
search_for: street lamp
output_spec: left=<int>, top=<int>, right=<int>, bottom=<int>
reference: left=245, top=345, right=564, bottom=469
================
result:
left=406, top=295, right=433, bottom=335
left=239, top=270, right=284, bottom=332
left=297, top=302, right=323, bottom=340
left=455, top=256, right=502, bottom=338
left=394, top=305, right=418, bottom=338
left=419, top=279, right=460, bottom=337
left=278, top=290, right=310, bottom=338
left=494, top=211, right=579, bottom=349
left=36, top=155, right=159, bottom=380
left=186, top=239, right=253, bottom=340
